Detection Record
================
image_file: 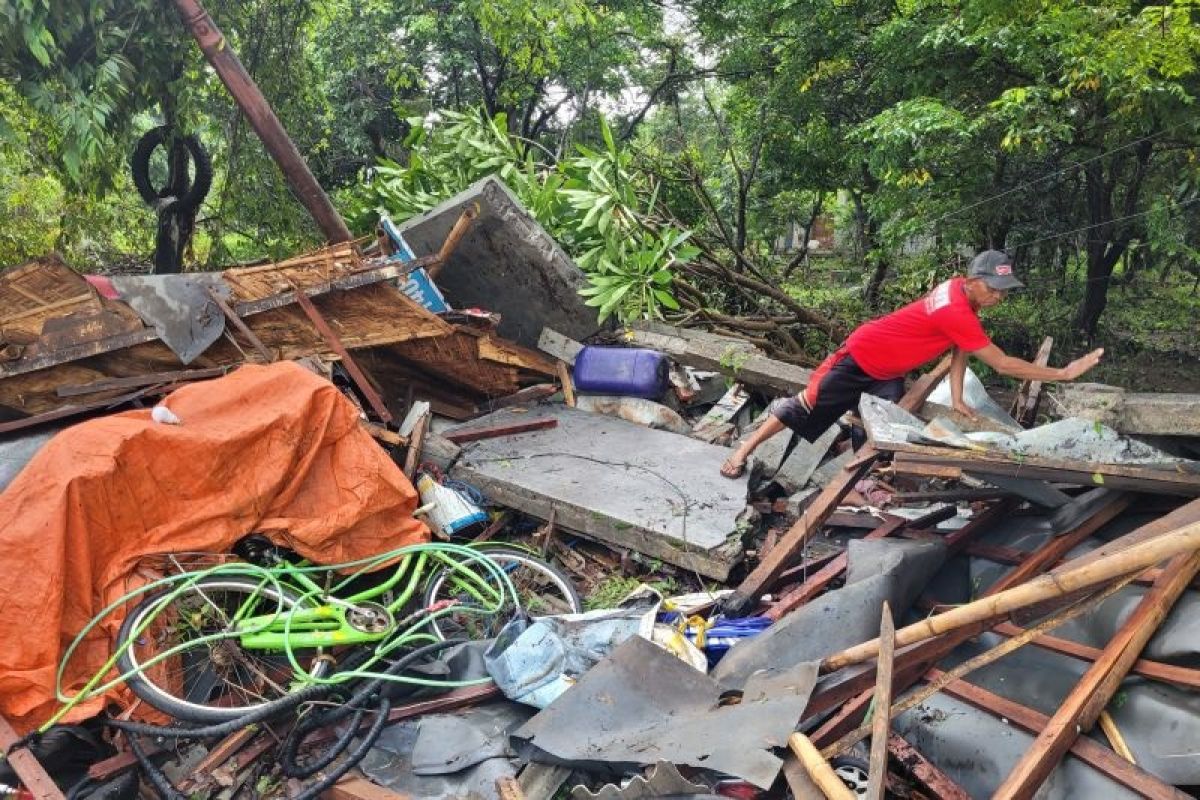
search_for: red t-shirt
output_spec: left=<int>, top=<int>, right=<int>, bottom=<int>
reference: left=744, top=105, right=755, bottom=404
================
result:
left=846, top=277, right=990, bottom=379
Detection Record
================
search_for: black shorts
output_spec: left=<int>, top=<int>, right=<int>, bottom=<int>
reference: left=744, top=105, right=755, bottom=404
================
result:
left=770, top=350, right=904, bottom=442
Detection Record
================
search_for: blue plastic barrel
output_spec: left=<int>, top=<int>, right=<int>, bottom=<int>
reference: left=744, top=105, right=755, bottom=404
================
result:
left=572, top=346, right=668, bottom=399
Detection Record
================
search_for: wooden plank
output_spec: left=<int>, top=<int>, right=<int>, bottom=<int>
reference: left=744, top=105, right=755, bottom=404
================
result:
left=1098, top=710, right=1137, bottom=764
left=0, top=716, right=66, bottom=800
left=178, top=726, right=260, bottom=792
left=822, top=518, right=1200, bottom=674
left=403, top=412, right=430, bottom=481
left=1010, top=336, right=1053, bottom=425
left=363, top=422, right=406, bottom=447
left=987, top=493, right=1131, bottom=594
left=293, top=289, right=393, bottom=424
left=443, top=419, right=557, bottom=444
left=481, top=384, right=558, bottom=412
left=556, top=361, right=576, bottom=408
left=885, top=446, right=1200, bottom=497
left=891, top=488, right=1013, bottom=503
left=886, top=734, right=971, bottom=800
left=724, top=358, right=951, bottom=617
left=993, top=550, right=1200, bottom=799
left=428, top=203, right=480, bottom=279
left=932, top=671, right=1188, bottom=800
left=477, top=337, right=559, bottom=373
left=324, top=775, right=413, bottom=800
left=0, top=384, right=164, bottom=435
left=766, top=517, right=909, bottom=620
left=990, top=620, right=1200, bottom=689
left=55, top=366, right=230, bottom=397
left=867, top=603, right=895, bottom=800
left=208, top=287, right=274, bottom=362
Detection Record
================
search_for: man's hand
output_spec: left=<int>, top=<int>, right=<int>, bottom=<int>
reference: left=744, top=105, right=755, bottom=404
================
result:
left=952, top=400, right=979, bottom=420
left=1060, top=347, right=1104, bottom=381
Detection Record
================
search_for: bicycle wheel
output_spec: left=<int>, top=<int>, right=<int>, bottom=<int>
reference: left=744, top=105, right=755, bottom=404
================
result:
left=422, top=547, right=581, bottom=640
left=115, top=576, right=329, bottom=722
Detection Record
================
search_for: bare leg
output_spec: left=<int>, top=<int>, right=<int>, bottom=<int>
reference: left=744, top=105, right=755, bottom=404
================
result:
left=720, top=414, right=787, bottom=478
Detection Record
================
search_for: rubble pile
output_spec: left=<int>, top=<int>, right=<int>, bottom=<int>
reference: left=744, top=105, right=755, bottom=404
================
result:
left=1, top=177, right=1199, bottom=800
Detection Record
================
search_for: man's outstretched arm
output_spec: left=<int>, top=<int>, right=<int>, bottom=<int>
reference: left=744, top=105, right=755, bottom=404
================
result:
left=972, top=342, right=1104, bottom=382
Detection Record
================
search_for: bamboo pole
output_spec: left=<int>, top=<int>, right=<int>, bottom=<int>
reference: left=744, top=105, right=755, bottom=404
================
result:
left=866, top=603, right=894, bottom=800
left=994, top=550, right=1200, bottom=799
left=788, top=733, right=856, bottom=800
left=1099, top=711, right=1136, bottom=764
left=823, top=573, right=1138, bottom=758
left=822, top=520, right=1200, bottom=673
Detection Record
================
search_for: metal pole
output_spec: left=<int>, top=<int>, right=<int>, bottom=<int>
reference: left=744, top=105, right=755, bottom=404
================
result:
left=171, top=0, right=354, bottom=243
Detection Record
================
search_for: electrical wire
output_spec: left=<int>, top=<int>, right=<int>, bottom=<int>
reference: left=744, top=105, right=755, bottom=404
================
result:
left=56, top=542, right=517, bottom=733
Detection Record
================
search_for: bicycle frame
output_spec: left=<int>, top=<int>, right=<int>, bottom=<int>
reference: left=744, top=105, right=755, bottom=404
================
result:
left=230, top=548, right=516, bottom=650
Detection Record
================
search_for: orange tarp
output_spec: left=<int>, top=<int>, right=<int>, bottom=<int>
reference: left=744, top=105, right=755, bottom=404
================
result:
left=0, top=362, right=429, bottom=733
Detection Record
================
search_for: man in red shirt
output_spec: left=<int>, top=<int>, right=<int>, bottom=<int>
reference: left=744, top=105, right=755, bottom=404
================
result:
left=720, top=250, right=1104, bottom=477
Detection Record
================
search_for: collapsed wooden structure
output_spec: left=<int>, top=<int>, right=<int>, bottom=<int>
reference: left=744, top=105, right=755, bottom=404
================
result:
left=0, top=235, right=557, bottom=432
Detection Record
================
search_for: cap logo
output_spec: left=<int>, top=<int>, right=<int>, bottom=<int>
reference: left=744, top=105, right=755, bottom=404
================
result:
left=995, top=265, right=1012, bottom=275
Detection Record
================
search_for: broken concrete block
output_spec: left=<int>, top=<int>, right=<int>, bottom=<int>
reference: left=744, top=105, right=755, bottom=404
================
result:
left=1053, top=383, right=1200, bottom=437
left=771, top=424, right=840, bottom=494
left=808, top=449, right=854, bottom=488
left=397, top=176, right=600, bottom=348
left=446, top=405, right=749, bottom=580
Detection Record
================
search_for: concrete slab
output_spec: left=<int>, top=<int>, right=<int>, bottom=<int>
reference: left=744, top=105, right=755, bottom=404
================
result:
left=772, top=424, right=840, bottom=493
left=446, top=405, right=750, bottom=579
left=397, top=177, right=600, bottom=349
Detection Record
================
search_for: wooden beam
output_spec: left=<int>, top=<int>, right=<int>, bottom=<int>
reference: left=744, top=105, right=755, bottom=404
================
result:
left=824, top=574, right=1138, bottom=759
left=766, top=504, right=957, bottom=620
left=888, top=447, right=1200, bottom=497
left=821, top=518, right=1200, bottom=673
left=886, top=734, right=971, bottom=800
left=403, top=412, right=429, bottom=481
left=993, top=549, right=1200, bottom=799
left=987, top=493, right=1131, bottom=594
left=556, top=361, right=575, bottom=408
left=932, top=670, right=1188, bottom=800
left=808, top=494, right=1112, bottom=750
left=443, top=419, right=557, bottom=444
left=293, top=288, right=393, bottom=424
left=725, top=358, right=951, bottom=616
left=0, top=716, right=66, bottom=800
left=990, top=620, right=1200, bottom=689
left=324, top=776, right=413, bottom=800
left=55, top=366, right=231, bottom=397
left=208, top=287, right=274, bottom=362
left=866, top=603, right=895, bottom=800
left=1010, top=336, right=1053, bottom=426
left=428, top=204, right=479, bottom=280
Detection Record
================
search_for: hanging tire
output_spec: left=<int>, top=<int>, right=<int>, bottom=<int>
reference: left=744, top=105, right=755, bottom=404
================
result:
left=114, top=576, right=328, bottom=723
left=130, top=126, right=212, bottom=211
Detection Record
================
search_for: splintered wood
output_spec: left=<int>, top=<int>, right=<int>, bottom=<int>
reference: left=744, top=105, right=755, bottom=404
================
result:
left=0, top=243, right=557, bottom=420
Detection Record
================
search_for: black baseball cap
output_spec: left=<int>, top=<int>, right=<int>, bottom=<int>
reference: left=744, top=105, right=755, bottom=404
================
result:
left=967, top=250, right=1024, bottom=290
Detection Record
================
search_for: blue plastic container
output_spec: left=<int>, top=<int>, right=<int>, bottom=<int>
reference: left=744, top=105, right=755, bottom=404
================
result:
left=572, top=346, right=668, bottom=399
